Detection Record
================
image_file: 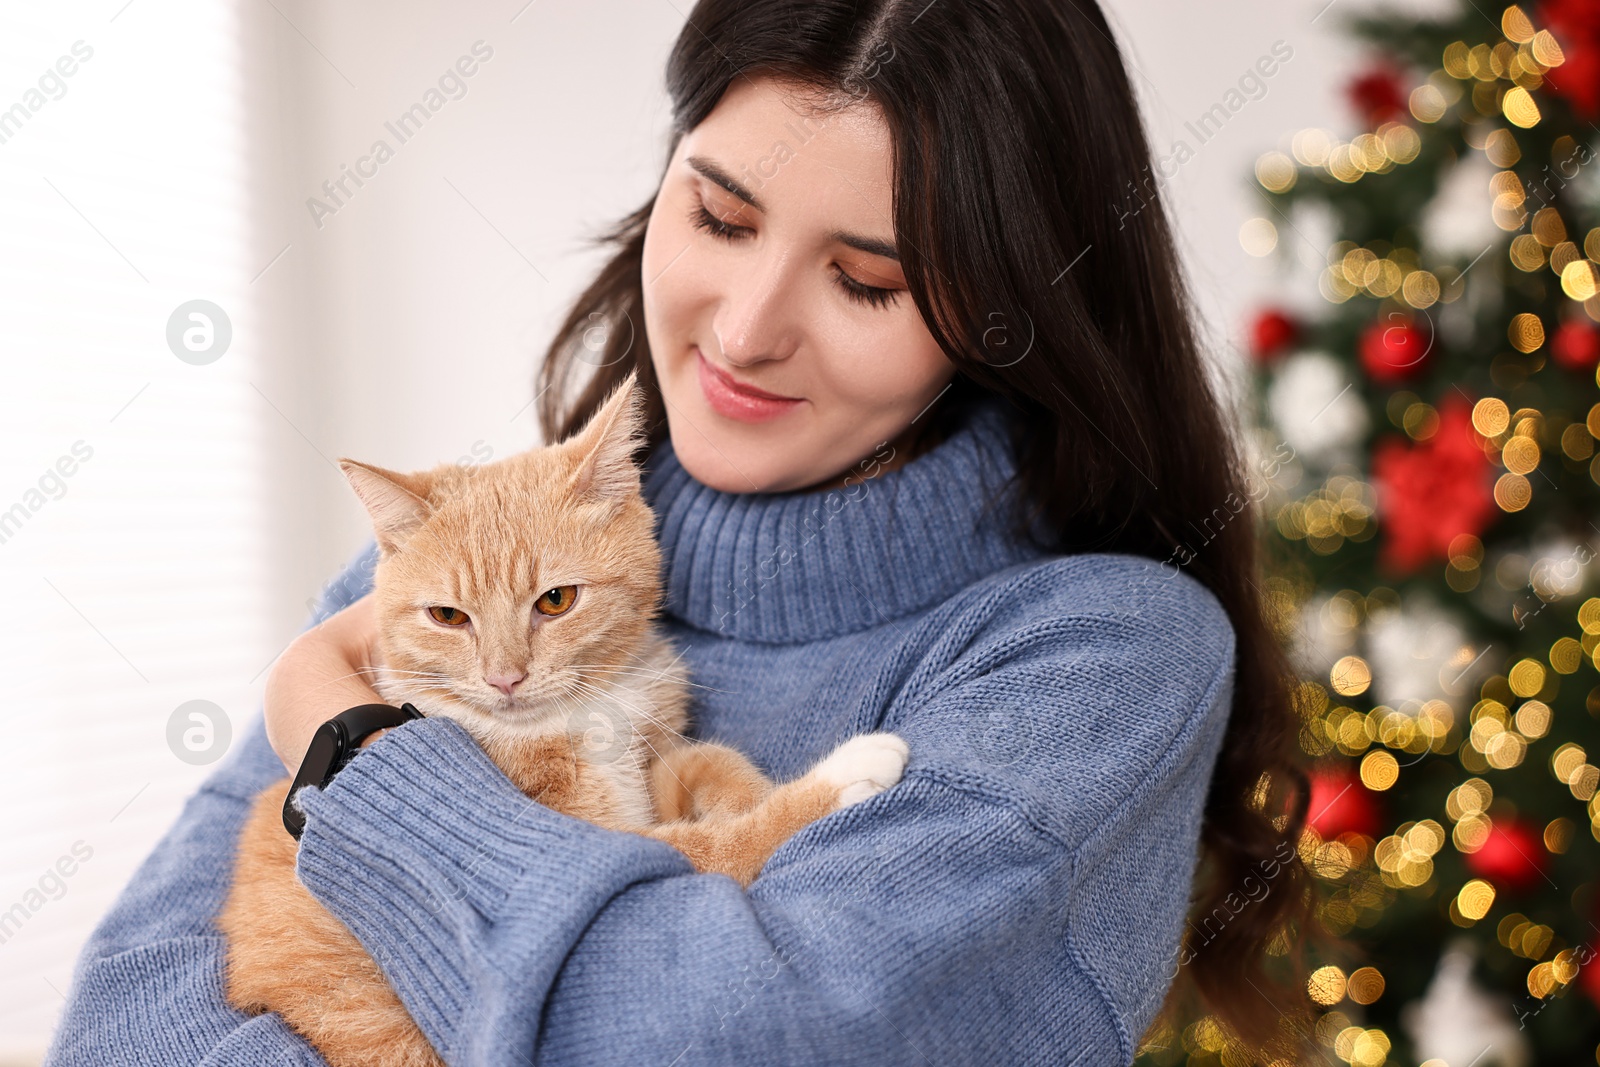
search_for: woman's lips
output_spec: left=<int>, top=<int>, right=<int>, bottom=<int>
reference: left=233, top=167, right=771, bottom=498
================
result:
left=694, top=347, right=804, bottom=423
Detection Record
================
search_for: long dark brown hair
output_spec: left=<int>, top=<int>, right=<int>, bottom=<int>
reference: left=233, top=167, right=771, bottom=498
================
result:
left=535, top=0, right=1322, bottom=1057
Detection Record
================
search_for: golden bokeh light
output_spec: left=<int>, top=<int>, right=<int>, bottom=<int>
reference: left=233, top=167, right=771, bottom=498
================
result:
left=1346, top=966, right=1385, bottom=1005
left=1255, top=151, right=1297, bottom=193
left=1550, top=637, right=1582, bottom=674
left=1510, top=234, right=1545, bottom=271
left=1472, top=397, right=1511, bottom=436
left=1560, top=259, right=1598, bottom=301
left=1502, top=86, right=1540, bottom=128
left=1361, top=749, right=1400, bottom=791
left=1494, top=472, right=1532, bottom=512
left=1502, top=5, right=1535, bottom=44
left=1308, top=965, right=1347, bottom=1006
left=1531, top=207, right=1566, bottom=246
left=1240, top=217, right=1278, bottom=257
left=1501, top=434, right=1540, bottom=474
left=1514, top=698, right=1551, bottom=737
left=1457, top=878, right=1496, bottom=921
left=1531, top=30, right=1565, bottom=68
left=1332, top=655, right=1372, bottom=696
left=1508, top=312, right=1545, bottom=352
left=1508, top=657, right=1546, bottom=697
left=1410, top=84, right=1447, bottom=123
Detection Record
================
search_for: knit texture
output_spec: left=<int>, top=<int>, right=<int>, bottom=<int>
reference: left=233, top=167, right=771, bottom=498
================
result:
left=45, top=395, right=1238, bottom=1067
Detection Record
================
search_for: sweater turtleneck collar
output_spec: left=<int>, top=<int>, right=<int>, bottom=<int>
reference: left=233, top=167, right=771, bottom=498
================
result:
left=639, top=395, right=1051, bottom=644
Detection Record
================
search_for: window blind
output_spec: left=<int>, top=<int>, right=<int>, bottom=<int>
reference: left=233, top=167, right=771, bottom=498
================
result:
left=0, top=1, right=270, bottom=1058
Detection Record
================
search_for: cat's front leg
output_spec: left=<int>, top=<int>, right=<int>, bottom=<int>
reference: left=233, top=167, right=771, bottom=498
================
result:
left=805, top=732, right=911, bottom=809
left=643, top=733, right=908, bottom=887
left=650, top=739, right=775, bottom=822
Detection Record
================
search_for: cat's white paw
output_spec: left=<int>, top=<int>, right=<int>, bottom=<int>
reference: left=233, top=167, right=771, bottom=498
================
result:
left=814, top=732, right=909, bottom=810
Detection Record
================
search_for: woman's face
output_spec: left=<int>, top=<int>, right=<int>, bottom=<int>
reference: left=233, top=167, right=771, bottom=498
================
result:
left=640, top=75, right=956, bottom=494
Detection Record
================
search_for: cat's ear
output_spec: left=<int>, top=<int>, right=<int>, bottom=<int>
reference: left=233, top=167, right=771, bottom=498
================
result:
left=339, top=459, right=434, bottom=552
left=563, top=370, right=646, bottom=502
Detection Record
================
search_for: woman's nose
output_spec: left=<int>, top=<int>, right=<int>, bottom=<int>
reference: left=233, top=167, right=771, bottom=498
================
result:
left=715, top=257, right=801, bottom=365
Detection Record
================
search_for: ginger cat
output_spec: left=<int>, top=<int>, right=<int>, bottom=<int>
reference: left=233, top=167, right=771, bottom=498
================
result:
left=217, top=372, right=909, bottom=1067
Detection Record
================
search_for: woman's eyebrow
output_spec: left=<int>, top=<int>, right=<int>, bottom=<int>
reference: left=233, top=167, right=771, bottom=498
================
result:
left=829, top=229, right=899, bottom=262
left=685, top=153, right=900, bottom=263
left=687, top=155, right=767, bottom=212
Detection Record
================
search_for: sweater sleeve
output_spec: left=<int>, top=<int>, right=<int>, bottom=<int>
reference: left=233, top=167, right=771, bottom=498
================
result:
left=42, top=542, right=382, bottom=1067
left=290, top=558, right=1238, bottom=1067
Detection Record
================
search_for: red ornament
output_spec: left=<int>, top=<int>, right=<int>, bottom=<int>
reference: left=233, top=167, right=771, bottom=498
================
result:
left=1360, top=313, right=1433, bottom=382
left=1464, top=818, right=1548, bottom=895
left=1250, top=309, right=1300, bottom=363
left=1305, top=765, right=1383, bottom=838
left=1539, top=0, right=1600, bottom=120
left=1347, top=64, right=1408, bottom=127
left=1551, top=318, right=1600, bottom=372
left=1370, top=394, right=1497, bottom=576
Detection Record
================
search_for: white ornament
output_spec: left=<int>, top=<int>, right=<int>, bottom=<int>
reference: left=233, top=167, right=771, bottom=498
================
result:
left=1289, top=591, right=1358, bottom=680
left=1401, top=939, right=1530, bottom=1067
left=1419, top=153, right=1502, bottom=261
left=1526, top=535, right=1596, bottom=602
left=1266, top=352, right=1368, bottom=469
left=1363, top=594, right=1479, bottom=708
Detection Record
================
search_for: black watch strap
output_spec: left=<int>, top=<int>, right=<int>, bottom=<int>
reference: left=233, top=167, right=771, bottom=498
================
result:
left=282, top=702, right=423, bottom=839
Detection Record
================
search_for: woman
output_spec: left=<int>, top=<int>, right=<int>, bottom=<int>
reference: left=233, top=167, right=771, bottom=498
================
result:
left=46, top=0, right=1318, bottom=1063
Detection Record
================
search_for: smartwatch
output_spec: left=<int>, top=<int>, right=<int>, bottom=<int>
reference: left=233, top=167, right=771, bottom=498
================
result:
left=282, top=702, right=423, bottom=839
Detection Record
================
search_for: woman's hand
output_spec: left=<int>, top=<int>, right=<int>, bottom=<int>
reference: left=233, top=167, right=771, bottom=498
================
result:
left=264, top=592, right=387, bottom=774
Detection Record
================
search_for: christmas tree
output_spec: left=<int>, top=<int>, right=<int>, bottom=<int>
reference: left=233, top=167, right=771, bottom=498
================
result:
left=1137, top=3, right=1600, bottom=1064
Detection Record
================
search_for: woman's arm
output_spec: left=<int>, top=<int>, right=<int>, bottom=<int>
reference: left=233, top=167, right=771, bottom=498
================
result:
left=290, top=563, right=1238, bottom=1067
left=43, top=543, right=383, bottom=1067
left=263, top=591, right=386, bottom=772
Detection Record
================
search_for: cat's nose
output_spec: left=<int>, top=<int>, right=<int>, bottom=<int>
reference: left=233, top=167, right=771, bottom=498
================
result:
left=485, top=670, right=527, bottom=696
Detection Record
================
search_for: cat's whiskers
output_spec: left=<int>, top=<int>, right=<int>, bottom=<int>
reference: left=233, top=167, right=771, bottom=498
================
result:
left=531, top=685, right=678, bottom=790
left=564, top=675, right=694, bottom=742
left=567, top=662, right=726, bottom=695
left=562, top=677, right=703, bottom=798
left=357, top=667, right=452, bottom=681
left=562, top=675, right=700, bottom=776
left=571, top=638, right=730, bottom=696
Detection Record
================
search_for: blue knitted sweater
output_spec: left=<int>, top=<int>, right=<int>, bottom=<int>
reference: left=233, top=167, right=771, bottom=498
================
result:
left=44, top=397, right=1237, bottom=1067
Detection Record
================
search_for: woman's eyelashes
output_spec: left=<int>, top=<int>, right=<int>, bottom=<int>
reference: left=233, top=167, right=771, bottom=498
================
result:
left=686, top=197, right=901, bottom=310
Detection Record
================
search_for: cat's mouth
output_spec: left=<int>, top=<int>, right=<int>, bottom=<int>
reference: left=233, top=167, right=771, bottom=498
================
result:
left=463, top=688, right=564, bottom=724
left=381, top=678, right=555, bottom=725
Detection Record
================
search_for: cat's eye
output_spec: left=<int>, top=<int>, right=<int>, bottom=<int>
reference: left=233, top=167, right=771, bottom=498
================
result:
left=535, top=585, right=578, bottom=617
left=427, top=605, right=470, bottom=627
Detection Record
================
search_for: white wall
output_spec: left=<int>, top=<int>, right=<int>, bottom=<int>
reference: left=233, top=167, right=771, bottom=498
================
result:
left=1104, top=0, right=1454, bottom=408
left=0, top=0, right=1449, bottom=1059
